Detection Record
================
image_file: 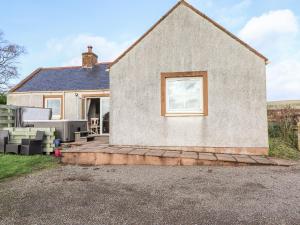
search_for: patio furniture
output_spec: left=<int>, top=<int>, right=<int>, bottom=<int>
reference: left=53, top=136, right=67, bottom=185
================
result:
left=20, top=131, right=45, bottom=155
left=90, top=118, right=100, bottom=134
left=23, top=120, right=87, bottom=142
left=75, top=131, right=95, bottom=143
left=5, top=144, right=20, bottom=154
left=0, top=130, right=9, bottom=153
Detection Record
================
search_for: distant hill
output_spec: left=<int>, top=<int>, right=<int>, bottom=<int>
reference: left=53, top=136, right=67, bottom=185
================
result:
left=267, top=100, right=300, bottom=110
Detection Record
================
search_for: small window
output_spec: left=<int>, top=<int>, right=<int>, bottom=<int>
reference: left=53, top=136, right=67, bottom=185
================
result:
left=161, top=72, right=208, bottom=116
left=44, top=96, right=62, bottom=120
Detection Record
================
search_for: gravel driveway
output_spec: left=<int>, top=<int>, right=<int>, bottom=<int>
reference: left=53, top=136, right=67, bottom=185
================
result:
left=0, top=164, right=300, bottom=225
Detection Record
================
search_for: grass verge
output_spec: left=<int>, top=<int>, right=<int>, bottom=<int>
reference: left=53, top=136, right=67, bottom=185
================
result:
left=269, top=138, right=300, bottom=160
left=0, top=154, right=60, bottom=181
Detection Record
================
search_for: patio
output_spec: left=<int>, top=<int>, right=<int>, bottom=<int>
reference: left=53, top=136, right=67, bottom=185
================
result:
left=61, top=140, right=294, bottom=167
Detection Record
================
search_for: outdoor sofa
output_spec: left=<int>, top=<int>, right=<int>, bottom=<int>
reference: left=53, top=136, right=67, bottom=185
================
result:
left=5, top=130, right=45, bottom=155
left=0, top=130, right=9, bottom=153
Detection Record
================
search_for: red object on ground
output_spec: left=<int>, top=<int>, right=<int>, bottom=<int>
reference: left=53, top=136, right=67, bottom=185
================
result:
left=54, top=149, right=62, bottom=157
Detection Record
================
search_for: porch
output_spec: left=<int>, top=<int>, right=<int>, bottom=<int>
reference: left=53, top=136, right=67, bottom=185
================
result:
left=61, top=140, right=293, bottom=167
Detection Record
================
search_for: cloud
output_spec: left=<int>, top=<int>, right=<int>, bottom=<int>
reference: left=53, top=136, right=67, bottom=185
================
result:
left=189, top=0, right=252, bottom=29
left=12, top=34, right=133, bottom=86
left=239, top=9, right=298, bottom=38
left=239, top=9, right=300, bottom=100
left=267, top=59, right=300, bottom=100
left=188, top=0, right=214, bottom=9
left=239, top=10, right=298, bottom=49
left=45, top=34, right=132, bottom=66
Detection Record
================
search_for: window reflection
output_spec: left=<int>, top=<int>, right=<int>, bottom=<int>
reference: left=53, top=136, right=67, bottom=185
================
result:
left=166, top=77, right=203, bottom=113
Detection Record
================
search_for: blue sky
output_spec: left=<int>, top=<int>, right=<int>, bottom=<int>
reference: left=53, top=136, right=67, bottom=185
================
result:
left=1, top=0, right=300, bottom=100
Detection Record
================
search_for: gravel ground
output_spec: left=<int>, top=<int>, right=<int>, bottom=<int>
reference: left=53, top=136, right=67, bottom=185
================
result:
left=0, top=164, right=300, bottom=225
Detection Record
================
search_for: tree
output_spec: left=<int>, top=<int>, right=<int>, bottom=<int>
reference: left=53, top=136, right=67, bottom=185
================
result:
left=0, top=31, right=25, bottom=92
left=0, top=93, right=6, bottom=104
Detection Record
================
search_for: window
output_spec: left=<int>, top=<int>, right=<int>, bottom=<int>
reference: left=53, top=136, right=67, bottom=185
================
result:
left=82, top=94, right=110, bottom=135
left=161, top=71, right=208, bottom=116
left=101, top=97, right=110, bottom=134
left=44, top=96, right=63, bottom=120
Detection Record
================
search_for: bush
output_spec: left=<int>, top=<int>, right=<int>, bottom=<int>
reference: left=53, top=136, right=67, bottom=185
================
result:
left=0, top=94, right=6, bottom=104
left=268, top=105, right=299, bottom=159
left=269, top=138, right=299, bottom=160
left=269, top=105, right=298, bottom=149
left=268, top=123, right=281, bottom=138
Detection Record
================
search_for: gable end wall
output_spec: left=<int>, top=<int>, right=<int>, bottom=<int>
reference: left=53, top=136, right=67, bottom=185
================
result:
left=110, top=4, right=268, bottom=149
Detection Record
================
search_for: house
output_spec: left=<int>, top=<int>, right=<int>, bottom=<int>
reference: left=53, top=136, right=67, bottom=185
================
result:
left=8, top=46, right=111, bottom=135
left=109, top=0, right=269, bottom=155
left=8, top=0, right=269, bottom=155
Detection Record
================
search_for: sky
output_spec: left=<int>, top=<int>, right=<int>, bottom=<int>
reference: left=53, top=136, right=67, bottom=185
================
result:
left=0, top=0, right=299, bottom=101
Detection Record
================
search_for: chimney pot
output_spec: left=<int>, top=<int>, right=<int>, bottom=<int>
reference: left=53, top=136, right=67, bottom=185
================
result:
left=82, top=46, right=98, bottom=68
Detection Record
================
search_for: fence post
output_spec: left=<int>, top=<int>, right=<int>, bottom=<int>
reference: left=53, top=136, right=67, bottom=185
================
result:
left=298, top=123, right=300, bottom=151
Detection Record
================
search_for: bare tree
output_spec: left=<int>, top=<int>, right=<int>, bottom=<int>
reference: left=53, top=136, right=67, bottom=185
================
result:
left=0, top=31, right=25, bottom=92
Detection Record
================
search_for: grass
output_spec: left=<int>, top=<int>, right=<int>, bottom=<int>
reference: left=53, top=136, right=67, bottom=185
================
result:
left=269, top=138, right=300, bottom=160
left=0, top=154, right=60, bottom=181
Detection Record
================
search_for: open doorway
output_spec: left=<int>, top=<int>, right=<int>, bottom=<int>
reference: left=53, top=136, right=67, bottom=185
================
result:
left=85, top=97, right=109, bottom=135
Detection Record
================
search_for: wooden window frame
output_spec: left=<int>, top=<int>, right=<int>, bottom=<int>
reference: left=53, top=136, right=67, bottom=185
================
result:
left=81, top=93, right=110, bottom=98
left=161, top=71, right=208, bottom=117
left=43, top=95, right=64, bottom=120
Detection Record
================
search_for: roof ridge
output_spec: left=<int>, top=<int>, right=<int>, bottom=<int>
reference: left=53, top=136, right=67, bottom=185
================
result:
left=180, top=0, right=268, bottom=62
left=10, top=62, right=113, bottom=92
left=41, top=62, right=112, bottom=71
left=42, top=66, right=82, bottom=71
left=110, top=0, right=268, bottom=67
left=110, top=1, right=183, bottom=67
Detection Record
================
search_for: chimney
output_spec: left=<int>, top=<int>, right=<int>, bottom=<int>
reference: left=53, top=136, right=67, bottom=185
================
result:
left=82, top=46, right=98, bottom=68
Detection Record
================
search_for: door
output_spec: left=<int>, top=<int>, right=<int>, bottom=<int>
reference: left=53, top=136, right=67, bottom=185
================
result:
left=85, top=97, right=109, bottom=135
left=100, top=97, right=110, bottom=135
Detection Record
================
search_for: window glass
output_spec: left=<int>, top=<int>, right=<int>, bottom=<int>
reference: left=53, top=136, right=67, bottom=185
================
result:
left=45, top=98, right=61, bottom=120
left=101, top=98, right=110, bottom=134
left=166, top=77, right=203, bottom=113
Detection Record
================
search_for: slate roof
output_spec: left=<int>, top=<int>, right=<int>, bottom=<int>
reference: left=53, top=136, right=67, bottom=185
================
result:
left=12, top=63, right=110, bottom=92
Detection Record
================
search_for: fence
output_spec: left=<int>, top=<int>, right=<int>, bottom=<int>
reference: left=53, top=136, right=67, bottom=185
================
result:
left=298, top=123, right=300, bottom=151
left=2, top=127, right=56, bottom=154
left=0, top=105, right=15, bottom=128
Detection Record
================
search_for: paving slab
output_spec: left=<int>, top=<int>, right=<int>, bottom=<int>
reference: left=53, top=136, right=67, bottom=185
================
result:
left=146, top=149, right=165, bottom=157
left=128, top=148, right=149, bottom=155
left=216, top=154, right=236, bottom=162
left=163, top=151, right=181, bottom=158
left=90, top=145, right=109, bottom=149
left=100, top=147, right=121, bottom=154
left=62, top=139, right=295, bottom=167
left=79, top=148, right=99, bottom=153
left=89, top=147, right=110, bottom=153
left=233, top=155, right=257, bottom=164
left=85, top=144, right=106, bottom=148
left=114, top=147, right=135, bottom=154
left=250, top=156, right=276, bottom=165
left=181, top=151, right=198, bottom=159
left=269, top=158, right=298, bottom=166
left=198, top=153, right=217, bottom=161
